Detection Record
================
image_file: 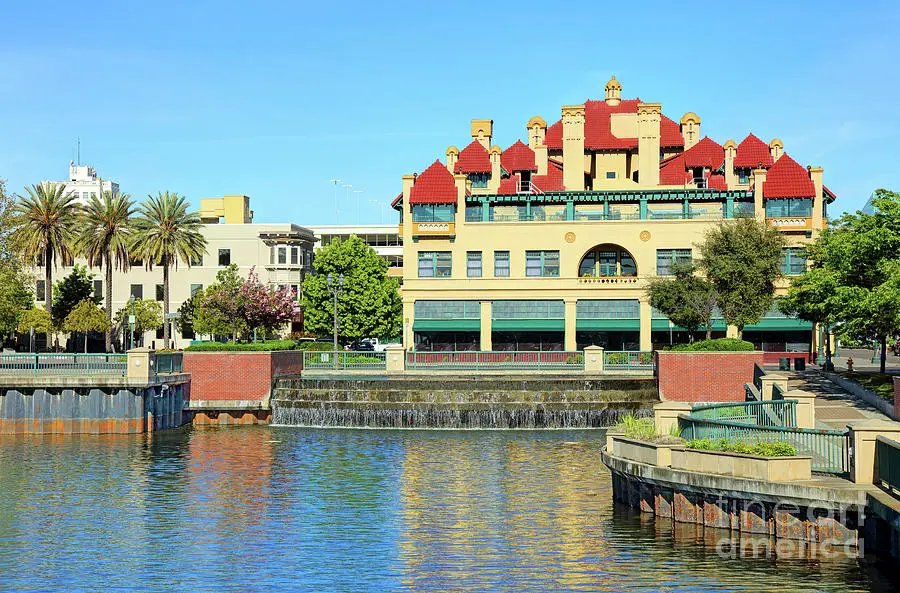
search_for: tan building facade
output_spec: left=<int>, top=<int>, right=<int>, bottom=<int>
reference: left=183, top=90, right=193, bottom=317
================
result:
left=392, top=77, right=835, bottom=353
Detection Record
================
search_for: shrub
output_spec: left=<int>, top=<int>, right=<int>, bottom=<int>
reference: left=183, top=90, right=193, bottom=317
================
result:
left=297, top=341, right=335, bottom=351
left=667, top=338, right=755, bottom=352
left=566, top=354, right=584, bottom=365
left=185, top=340, right=297, bottom=352
left=684, top=438, right=796, bottom=457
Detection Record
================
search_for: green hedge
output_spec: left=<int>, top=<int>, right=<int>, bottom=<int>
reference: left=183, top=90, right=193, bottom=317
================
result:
left=185, top=340, right=298, bottom=352
left=297, top=341, right=336, bottom=351
left=685, top=438, right=796, bottom=457
left=667, top=338, right=755, bottom=352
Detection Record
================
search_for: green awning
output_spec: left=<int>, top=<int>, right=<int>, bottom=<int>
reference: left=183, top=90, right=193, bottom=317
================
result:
left=413, top=319, right=480, bottom=332
left=575, top=319, right=640, bottom=331
left=491, top=319, right=565, bottom=331
left=744, top=319, right=813, bottom=331
left=651, top=319, right=727, bottom=331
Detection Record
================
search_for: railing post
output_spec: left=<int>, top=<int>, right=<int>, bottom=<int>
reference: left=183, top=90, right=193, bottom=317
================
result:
left=385, top=344, right=405, bottom=374
left=584, top=346, right=604, bottom=374
left=759, top=374, right=788, bottom=400
left=654, top=402, right=693, bottom=436
left=127, top=348, right=155, bottom=382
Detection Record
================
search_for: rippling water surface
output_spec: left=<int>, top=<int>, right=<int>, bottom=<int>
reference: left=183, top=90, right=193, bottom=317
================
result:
left=0, top=427, right=896, bottom=592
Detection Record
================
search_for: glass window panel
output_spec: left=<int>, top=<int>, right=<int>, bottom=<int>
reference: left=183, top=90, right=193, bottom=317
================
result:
left=418, top=252, right=434, bottom=277
left=130, top=284, right=143, bottom=299
left=525, top=251, right=542, bottom=277
left=494, top=251, right=510, bottom=277
left=465, top=205, right=482, bottom=222
left=36, top=281, right=45, bottom=301
left=291, top=247, right=299, bottom=265
left=598, top=251, right=617, bottom=276
left=156, top=284, right=164, bottom=301
left=436, top=252, right=452, bottom=277
left=466, top=252, right=482, bottom=277
left=190, top=284, right=203, bottom=297
left=278, top=247, right=287, bottom=264
left=543, top=251, right=560, bottom=277
left=579, top=251, right=596, bottom=277
left=620, top=252, right=636, bottom=276
left=218, top=249, right=231, bottom=266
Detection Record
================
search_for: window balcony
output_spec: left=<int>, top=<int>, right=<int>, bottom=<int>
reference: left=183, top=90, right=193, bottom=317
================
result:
left=767, top=217, right=813, bottom=230
left=413, top=221, right=455, bottom=237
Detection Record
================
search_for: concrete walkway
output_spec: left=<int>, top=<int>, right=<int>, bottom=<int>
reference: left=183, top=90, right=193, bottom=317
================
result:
left=784, top=368, right=892, bottom=430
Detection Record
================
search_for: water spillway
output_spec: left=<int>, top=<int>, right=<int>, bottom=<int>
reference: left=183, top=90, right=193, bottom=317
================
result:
left=271, top=376, right=658, bottom=429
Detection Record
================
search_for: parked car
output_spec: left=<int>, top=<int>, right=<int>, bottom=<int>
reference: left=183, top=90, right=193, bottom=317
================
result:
left=349, top=339, right=375, bottom=352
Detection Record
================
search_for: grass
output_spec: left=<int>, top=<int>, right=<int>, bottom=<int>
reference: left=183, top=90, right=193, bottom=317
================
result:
left=838, top=371, right=896, bottom=402
left=685, top=438, right=797, bottom=457
left=614, top=412, right=684, bottom=444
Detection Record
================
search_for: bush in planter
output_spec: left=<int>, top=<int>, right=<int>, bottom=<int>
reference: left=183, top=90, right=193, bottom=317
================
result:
left=297, top=341, right=335, bottom=351
left=566, top=354, right=584, bottom=365
left=685, top=438, right=796, bottom=457
left=667, top=338, right=755, bottom=352
left=185, top=340, right=297, bottom=352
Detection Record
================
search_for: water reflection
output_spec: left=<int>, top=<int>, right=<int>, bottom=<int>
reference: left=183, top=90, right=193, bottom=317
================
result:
left=0, top=428, right=896, bottom=592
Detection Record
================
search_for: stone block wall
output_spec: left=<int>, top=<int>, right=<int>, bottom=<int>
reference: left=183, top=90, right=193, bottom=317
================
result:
left=656, top=351, right=764, bottom=402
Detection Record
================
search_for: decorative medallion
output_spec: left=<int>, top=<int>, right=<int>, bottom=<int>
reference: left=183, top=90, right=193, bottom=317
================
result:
left=640, top=230, right=651, bottom=242
left=565, top=232, right=576, bottom=243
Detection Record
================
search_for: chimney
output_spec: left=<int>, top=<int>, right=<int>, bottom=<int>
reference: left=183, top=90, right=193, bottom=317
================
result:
left=453, top=173, right=468, bottom=214
left=561, top=105, right=585, bottom=191
left=471, top=119, right=492, bottom=150
left=604, top=76, right=622, bottom=106
left=769, top=139, right=784, bottom=162
left=488, top=146, right=502, bottom=192
left=808, top=166, right=824, bottom=230
left=680, top=112, right=701, bottom=150
left=637, top=103, right=662, bottom=187
left=446, top=146, right=459, bottom=173
left=752, top=168, right=767, bottom=222
left=723, top=140, right=738, bottom=188
left=527, top=116, right=546, bottom=149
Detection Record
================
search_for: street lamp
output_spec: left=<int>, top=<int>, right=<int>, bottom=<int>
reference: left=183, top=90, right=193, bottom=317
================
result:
left=326, top=272, right=345, bottom=366
left=128, top=294, right=136, bottom=351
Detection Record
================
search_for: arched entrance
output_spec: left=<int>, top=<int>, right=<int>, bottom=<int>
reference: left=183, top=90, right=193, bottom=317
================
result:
left=577, top=244, right=637, bottom=277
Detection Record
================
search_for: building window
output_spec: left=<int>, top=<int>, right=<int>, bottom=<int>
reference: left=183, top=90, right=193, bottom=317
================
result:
left=93, top=280, right=103, bottom=299
left=411, top=204, right=455, bottom=222
left=465, top=205, right=482, bottom=222
left=190, top=254, right=203, bottom=267
left=737, top=168, right=751, bottom=184
left=468, top=172, right=489, bottom=188
left=766, top=199, right=812, bottom=218
left=130, top=284, right=143, bottom=300
left=290, top=284, right=299, bottom=300
left=418, top=251, right=452, bottom=278
left=156, top=284, right=164, bottom=301
left=656, top=249, right=692, bottom=275
left=291, top=247, right=299, bottom=265
left=494, top=251, right=510, bottom=277
left=218, top=248, right=231, bottom=266
left=579, top=246, right=637, bottom=277
left=525, top=250, right=560, bottom=277
left=466, top=252, right=482, bottom=277
left=781, top=248, right=807, bottom=275
left=36, top=280, right=45, bottom=302
left=606, top=171, right=616, bottom=179
left=190, top=284, right=203, bottom=297
left=278, top=247, right=287, bottom=265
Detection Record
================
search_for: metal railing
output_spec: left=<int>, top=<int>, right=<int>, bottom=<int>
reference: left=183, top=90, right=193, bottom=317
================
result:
left=155, top=352, right=183, bottom=374
left=0, top=353, right=127, bottom=376
left=691, top=400, right=796, bottom=428
left=679, top=414, right=851, bottom=475
left=603, top=351, right=654, bottom=371
left=406, top=350, right=584, bottom=371
left=302, top=351, right=387, bottom=370
left=876, top=436, right=900, bottom=495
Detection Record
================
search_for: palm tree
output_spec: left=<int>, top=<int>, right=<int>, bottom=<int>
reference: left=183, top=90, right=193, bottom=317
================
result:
left=10, top=182, right=79, bottom=316
left=131, top=191, right=206, bottom=349
left=76, top=191, right=135, bottom=352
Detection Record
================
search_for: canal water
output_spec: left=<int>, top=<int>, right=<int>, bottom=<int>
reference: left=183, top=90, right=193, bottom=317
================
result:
left=0, top=427, right=896, bottom=593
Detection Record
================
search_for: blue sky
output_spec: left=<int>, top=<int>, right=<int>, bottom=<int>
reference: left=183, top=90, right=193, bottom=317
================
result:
left=2, top=0, right=898, bottom=223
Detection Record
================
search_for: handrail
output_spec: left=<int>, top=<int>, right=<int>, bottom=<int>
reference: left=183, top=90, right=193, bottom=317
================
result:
left=691, top=399, right=796, bottom=428
left=603, top=351, right=654, bottom=370
left=876, top=436, right=900, bottom=495
left=302, top=351, right=387, bottom=370
left=406, top=350, right=583, bottom=370
left=0, top=353, right=127, bottom=376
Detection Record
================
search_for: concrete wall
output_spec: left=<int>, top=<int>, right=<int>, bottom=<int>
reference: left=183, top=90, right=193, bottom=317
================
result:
left=657, top=351, right=764, bottom=402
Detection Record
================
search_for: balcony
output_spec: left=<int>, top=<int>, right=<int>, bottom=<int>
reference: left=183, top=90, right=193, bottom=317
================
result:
left=412, top=221, right=455, bottom=238
left=767, top=217, right=813, bottom=230
left=577, top=276, right=640, bottom=285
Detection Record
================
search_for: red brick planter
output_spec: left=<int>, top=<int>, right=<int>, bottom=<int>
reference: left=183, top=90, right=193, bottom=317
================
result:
left=656, top=351, right=764, bottom=402
left=182, top=351, right=303, bottom=403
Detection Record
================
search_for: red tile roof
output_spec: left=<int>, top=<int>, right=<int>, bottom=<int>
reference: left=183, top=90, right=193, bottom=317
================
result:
left=544, top=120, right=563, bottom=148
left=706, top=173, right=728, bottom=190
left=454, top=140, right=491, bottom=173
left=659, top=153, right=691, bottom=185
left=584, top=99, right=641, bottom=150
left=409, top=160, right=459, bottom=204
left=500, top=140, right=536, bottom=172
left=531, top=160, right=565, bottom=192
left=497, top=174, right=521, bottom=194
left=682, top=136, right=724, bottom=169
left=763, top=154, right=815, bottom=199
left=391, top=192, right=402, bottom=208
left=734, top=133, right=774, bottom=169
left=660, top=115, right=685, bottom=148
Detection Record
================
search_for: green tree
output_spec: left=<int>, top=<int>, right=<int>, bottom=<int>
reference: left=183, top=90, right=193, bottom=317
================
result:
left=52, top=264, right=99, bottom=329
left=779, top=267, right=841, bottom=369
left=698, top=218, right=785, bottom=338
left=114, top=298, right=163, bottom=348
left=0, top=181, right=34, bottom=340
left=192, top=264, right=245, bottom=340
left=9, top=182, right=78, bottom=313
left=63, top=299, right=111, bottom=353
left=176, top=296, right=195, bottom=339
left=301, top=235, right=401, bottom=341
left=646, top=262, right=718, bottom=340
left=18, top=308, right=52, bottom=350
left=131, top=191, right=206, bottom=349
left=76, top=191, right=135, bottom=352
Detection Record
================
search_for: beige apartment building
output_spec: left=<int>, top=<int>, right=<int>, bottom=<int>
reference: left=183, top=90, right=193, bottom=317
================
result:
left=32, top=195, right=316, bottom=349
left=392, top=77, right=835, bottom=354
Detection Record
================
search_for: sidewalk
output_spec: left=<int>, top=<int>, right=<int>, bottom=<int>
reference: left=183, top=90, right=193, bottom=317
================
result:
left=785, top=368, right=892, bottom=431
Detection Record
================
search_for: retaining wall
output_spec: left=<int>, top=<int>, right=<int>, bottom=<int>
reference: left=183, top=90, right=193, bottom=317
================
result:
left=656, top=351, right=764, bottom=402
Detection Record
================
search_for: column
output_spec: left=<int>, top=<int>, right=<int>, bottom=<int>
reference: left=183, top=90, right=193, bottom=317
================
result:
left=565, top=299, right=577, bottom=351
left=481, top=201, right=490, bottom=222
left=402, top=300, right=415, bottom=349
left=725, top=196, right=734, bottom=219
left=726, top=325, right=739, bottom=338
left=752, top=168, right=767, bottom=222
left=639, top=197, right=648, bottom=220
left=639, top=299, right=652, bottom=351
left=566, top=200, right=575, bottom=220
left=480, top=301, right=492, bottom=351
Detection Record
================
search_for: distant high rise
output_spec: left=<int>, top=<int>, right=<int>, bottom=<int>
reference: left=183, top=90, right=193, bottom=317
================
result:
left=44, top=162, right=120, bottom=202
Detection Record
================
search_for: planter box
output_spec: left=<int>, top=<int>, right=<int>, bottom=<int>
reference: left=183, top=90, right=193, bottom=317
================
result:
left=610, top=434, right=684, bottom=468
left=671, top=448, right=812, bottom=482
left=656, top=351, right=765, bottom=402
left=183, top=350, right=303, bottom=403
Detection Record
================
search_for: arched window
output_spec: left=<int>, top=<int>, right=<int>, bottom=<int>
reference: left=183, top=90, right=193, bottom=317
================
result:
left=578, top=244, right=637, bottom=277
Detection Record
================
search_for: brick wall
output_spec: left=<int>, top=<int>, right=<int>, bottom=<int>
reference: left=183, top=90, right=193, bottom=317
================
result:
left=182, top=351, right=303, bottom=403
left=656, top=351, right=764, bottom=402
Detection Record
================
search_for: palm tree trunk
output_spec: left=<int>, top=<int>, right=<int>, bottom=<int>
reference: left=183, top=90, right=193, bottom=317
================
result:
left=45, top=245, right=54, bottom=351
left=105, top=257, right=113, bottom=353
left=163, top=261, right=170, bottom=349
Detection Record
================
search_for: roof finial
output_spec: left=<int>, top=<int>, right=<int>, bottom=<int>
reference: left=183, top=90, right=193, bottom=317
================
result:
left=605, top=75, right=622, bottom=106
